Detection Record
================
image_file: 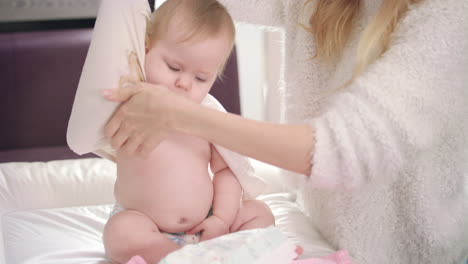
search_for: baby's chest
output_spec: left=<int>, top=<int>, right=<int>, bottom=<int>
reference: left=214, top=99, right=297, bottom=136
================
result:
left=153, top=133, right=211, bottom=163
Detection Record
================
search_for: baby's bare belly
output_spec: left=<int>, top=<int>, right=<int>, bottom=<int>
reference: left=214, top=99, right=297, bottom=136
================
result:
left=114, top=134, right=213, bottom=233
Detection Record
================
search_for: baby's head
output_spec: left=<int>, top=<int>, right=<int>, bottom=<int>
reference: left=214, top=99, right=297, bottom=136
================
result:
left=144, top=0, right=235, bottom=103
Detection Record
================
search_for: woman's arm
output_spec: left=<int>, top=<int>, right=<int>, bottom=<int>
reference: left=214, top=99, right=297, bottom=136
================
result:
left=103, top=84, right=314, bottom=175
left=177, top=100, right=314, bottom=175
left=301, top=0, right=468, bottom=190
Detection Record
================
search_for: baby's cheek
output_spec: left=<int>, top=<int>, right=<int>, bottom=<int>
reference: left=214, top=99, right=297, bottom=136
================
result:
left=144, top=56, right=160, bottom=83
left=193, top=85, right=212, bottom=103
left=143, top=61, right=154, bottom=83
left=144, top=69, right=156, bottom=84
left=144, top=66, right=163, bottom=85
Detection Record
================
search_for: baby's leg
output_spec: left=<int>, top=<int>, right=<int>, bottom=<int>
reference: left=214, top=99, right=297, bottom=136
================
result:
left=103, top=210, right=180, bottom=264
left=230, top=200, right=275, bottom=232
left=230, top=201, right=303, bottom=259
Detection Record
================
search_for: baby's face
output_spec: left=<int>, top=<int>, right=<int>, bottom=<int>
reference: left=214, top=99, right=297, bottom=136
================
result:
left=144, top=27, right=231, bottom=103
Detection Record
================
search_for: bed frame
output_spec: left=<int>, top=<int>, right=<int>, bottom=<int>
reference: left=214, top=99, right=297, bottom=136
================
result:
left=0, top=26, right=240, bottom=163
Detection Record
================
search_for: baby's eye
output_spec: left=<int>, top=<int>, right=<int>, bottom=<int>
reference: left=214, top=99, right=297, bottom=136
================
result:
left=167, top=64, right=180, bottom=72
left=195, top=76, right=207, bottom=82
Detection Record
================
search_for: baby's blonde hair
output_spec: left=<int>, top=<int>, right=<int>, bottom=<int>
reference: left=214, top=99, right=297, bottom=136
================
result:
left=305, top=0, right=423, bottom=84
left=146, top=0, right=236, bottom=77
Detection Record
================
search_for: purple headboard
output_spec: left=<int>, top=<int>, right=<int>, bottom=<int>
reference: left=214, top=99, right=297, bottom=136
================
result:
left=0, top=28, right=240, bottom=162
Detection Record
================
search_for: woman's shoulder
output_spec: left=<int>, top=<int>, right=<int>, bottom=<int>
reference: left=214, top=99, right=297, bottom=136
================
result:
left=406, top=0, right=468, bottom=23
left=392, top=0, right=468, bottom=42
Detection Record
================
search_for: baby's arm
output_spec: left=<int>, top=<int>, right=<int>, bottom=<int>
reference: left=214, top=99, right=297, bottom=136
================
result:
left=210, top=144, right=243, bottom=228
left=187, top=145, right=242, bottom=240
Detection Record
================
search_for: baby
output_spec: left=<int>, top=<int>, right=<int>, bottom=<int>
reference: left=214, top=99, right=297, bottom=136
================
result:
left=102, top=1, right=275, bottom=263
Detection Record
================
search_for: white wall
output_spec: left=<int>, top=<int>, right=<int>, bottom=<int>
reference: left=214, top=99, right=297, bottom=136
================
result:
left=0, top=0, right=100, bottom=22
left=235, top=25, right=284, bottom=122
left=263, top=29, right=284, bottom=123
left=234, top=23, right=267, bottom=121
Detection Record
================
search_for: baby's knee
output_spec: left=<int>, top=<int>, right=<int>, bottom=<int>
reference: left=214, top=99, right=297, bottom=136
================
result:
left=103, top=212, right=160, bottom=263
left=104, top=228, right=166, bottom=264
left=107, top=236, right=152, bottom=263
left=257, top=201, right=275, bottom=225
left=248, top=200, right=275, bottom=226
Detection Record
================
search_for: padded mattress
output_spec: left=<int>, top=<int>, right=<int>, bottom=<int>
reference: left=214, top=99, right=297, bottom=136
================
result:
left=0, top=158, right=334, bottom=264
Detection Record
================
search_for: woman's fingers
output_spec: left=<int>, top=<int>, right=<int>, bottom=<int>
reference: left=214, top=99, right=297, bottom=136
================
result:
left=102, top=81, right=177, bottom=155
left=103, top=83, right=140, bottom=102
left=121, top=133, right=142, bottom=156
left=104, top=109, right=123, bottom=139
left=105, top=117, right=143, bottom=154
left=110, top=123, right=131, bottom=150
left=137, top=134, right=164, bottom=158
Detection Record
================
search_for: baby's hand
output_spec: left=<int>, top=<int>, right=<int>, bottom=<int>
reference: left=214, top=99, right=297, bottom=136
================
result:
left=119, top=51, right=144, bottom=87
left=187, top=215, right=230, bottom=241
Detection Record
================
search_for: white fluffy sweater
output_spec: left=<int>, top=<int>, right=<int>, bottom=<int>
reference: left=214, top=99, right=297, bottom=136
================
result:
left=220, top=0, right=468, bottom=263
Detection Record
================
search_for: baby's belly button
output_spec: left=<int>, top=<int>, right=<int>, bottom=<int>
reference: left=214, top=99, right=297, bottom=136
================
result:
left=148, top=200, right=212, bottom=232
left=157, top=212, right=206, bottom=233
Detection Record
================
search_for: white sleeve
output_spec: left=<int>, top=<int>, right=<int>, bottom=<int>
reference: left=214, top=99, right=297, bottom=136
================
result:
left=308, top=0, right=468, bottom=190
left=218, top=0, right=295, bottom=27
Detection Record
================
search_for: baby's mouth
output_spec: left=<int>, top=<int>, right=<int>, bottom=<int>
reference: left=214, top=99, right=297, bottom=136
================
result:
left=171, top=89, right=191, bottom=100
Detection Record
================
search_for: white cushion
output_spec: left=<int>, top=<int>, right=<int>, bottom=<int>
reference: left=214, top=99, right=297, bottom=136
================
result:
left=0, top=158, right=116, bottom=264
left=0, top=158, right=333, bottom=263
left=0, top=158, right=116, bottom=211
left=2, top=194, right=334, bottom=264
left=3, top=205, right=111, bottom=264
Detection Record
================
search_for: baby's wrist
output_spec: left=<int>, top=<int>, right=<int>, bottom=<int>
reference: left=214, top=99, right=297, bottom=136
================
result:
left=212, top=214, right=230, bottom=230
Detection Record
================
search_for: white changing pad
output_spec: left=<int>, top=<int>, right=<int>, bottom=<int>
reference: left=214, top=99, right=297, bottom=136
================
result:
left=0, top=159, right=334, bottom=264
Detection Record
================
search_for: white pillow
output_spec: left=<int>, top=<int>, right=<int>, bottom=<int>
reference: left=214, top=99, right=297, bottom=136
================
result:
left=67, top=0, right=151, bottom=157
left=0, top=158, right=116, bottom=210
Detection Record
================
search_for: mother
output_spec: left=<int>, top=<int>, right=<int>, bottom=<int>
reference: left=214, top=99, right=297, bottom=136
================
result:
left=103, top=0, right=468, bottom=263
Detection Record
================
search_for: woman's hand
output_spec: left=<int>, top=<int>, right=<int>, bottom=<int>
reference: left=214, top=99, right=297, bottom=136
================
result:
left=103, top=82, right=182, bottom=157
left=103, top=51, right=188, bottom=157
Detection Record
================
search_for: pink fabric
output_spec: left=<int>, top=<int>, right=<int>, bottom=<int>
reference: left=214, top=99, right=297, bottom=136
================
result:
left=292, top=250, right=352, bottom=264
left=126, top=250, right=352, bottom=264
left=126, top=255, right=147, bottom=264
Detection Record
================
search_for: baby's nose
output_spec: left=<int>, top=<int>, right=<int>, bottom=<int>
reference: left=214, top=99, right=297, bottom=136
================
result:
left=175, top=75, right=192, bottom=91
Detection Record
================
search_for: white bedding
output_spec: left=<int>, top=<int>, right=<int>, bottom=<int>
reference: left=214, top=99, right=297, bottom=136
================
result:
left=0, top=158, right=334, bottom=264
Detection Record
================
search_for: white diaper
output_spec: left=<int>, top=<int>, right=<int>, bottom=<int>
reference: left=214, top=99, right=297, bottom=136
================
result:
left=159, top=226, right=298, bottom=264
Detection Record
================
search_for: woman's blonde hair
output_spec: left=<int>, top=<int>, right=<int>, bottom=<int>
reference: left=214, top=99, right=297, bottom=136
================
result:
left=305, top=0, right=422, bottom=82
left=146, top=0, right=236, bottom=75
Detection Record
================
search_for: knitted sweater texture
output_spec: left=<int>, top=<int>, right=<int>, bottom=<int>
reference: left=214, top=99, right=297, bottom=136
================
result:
left=220, top=0, right=468, bottom=263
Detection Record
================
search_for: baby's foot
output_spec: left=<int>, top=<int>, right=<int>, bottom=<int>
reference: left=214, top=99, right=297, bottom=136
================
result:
left=294, top=246, right=304, bottom=260
left=126, top=255, right=147, bottom=264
